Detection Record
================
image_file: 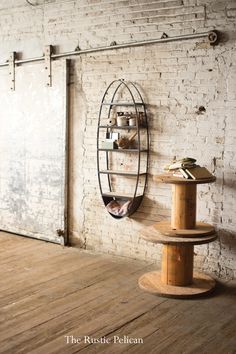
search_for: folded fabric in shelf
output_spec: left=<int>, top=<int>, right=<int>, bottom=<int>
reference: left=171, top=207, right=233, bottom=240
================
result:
left=106, top=199, right=132, bottom=216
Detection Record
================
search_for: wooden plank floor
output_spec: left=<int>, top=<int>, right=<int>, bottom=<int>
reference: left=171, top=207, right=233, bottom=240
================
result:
left=0, top=232, right=235, bottom=354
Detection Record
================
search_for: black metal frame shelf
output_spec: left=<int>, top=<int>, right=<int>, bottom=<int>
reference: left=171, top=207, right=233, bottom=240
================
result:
left=102, top=102, right=144, bottom=106
left=102, top=192, right=143, bottom=199
left=99, top=125, right=147, bottom=129
left=98, top=148, right=148, bottom=153
left=97, top=79, right=149, bottom=219
left=100, top=170, right=147, bottom=176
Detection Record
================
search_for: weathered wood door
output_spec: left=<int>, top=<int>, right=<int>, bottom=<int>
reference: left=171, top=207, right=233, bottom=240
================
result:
left=0, top=60, right=69, bottom=244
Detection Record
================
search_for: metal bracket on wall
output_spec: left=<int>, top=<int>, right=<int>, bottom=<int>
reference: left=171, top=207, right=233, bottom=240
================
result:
left=44, top=45, right=52, bottom=87
left=9, top=52, right=16, bottom=91
left=56, top=228, right=66, bottom=246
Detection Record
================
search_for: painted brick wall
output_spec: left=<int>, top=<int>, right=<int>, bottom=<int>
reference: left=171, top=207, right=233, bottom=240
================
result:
left=0, top=0, right=235, bottom=279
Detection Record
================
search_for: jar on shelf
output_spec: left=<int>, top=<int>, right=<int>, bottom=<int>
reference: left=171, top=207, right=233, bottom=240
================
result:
left=117, top=112, right=129, bottom=126
left=129, top=113, right=136, bottom=126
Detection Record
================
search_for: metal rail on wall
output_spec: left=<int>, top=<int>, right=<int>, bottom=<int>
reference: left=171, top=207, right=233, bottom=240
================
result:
left=0, top=30, right=218, bottom=89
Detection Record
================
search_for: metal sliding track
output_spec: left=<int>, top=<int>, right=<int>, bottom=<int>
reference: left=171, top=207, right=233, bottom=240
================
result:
left=0, top=31, right=218, bottom=68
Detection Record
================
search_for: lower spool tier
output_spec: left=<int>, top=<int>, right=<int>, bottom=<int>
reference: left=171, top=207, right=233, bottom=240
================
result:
left=139, top=220, right=217, bottom=298
left=138, top=271, right=216, bottom=298
left=138, top=231, right=217, bottom=298
left=162, top=244, right=194, bottom=286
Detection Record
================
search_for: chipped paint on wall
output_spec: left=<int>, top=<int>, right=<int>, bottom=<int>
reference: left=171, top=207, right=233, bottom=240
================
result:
left=0, top=60, right=68, bottom=244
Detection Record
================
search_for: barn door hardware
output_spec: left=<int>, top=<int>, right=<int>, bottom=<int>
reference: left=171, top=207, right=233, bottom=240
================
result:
left=56, top=228, right=65, bottom=237
left=56, top=228, right=66, bottom=245
left=44, top=45, right=53, bottom=87
left=0, top=30, right=220, bottom=70
left=208, top=30, right=219, bottom=45
left=9, top=52, right=16, bottom=91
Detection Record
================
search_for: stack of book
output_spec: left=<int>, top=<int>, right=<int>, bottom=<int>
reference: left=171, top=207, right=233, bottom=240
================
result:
left=164, top=158, right=214, bottom=180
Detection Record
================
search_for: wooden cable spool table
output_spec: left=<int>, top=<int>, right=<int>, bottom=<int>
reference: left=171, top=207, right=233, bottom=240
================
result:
left=138, top=174, right=217, bottom=298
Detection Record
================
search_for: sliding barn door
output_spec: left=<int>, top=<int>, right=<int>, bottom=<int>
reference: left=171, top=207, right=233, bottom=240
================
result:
left=0, top=60, right=69, bottom=244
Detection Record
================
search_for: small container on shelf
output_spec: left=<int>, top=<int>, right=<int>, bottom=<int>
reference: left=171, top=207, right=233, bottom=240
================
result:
left=117, top=115, right=128, bottom=126
left=129, top=113, right=136, bottom=127
left=107, top=117, right=116, bottom=126
left=101, top=139, right=118, bottom=150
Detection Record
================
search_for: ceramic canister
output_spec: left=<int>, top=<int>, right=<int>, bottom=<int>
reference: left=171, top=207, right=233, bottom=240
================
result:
left=117, top=116, right=128, bottom=126
left=129, top=117, right=136, bottom=126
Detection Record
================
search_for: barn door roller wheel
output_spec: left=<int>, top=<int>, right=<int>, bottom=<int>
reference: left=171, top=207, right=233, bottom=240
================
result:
left=208, top=30, right=218, bottom=45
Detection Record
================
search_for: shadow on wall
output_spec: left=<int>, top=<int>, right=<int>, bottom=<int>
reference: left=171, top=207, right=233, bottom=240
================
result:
left=216, top=229, right=236, bottom=278
left=131, top=195, right=170, bottom=226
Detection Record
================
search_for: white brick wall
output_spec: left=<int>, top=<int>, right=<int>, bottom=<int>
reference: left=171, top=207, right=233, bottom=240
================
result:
left=0, top=0, right=235, bottom=279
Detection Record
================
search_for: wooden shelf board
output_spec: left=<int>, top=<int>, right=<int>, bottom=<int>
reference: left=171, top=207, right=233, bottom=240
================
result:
left=99, top=170, right=146, bottom=176
left=140, top=221, right=217, bottom=245
left=102, top=192, right=142, bottom=199
left=99, top=125, right=147, bottom=129
left=98, top=148, right=148, bottom=153
left=138, top=271, right=216, bottom=298
left=102, top=102, right=144, bottom=106
left=146, top=220, right=215, bottom=238
left=99, top=125, right=137, bottom=129
left=154, top=173, right=216, bottom=184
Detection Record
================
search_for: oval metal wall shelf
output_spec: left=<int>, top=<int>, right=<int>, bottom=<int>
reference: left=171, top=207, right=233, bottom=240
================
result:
left=97, top=79, right=149, bottom=219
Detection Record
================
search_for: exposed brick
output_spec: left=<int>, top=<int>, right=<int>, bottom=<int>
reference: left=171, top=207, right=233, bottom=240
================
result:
left=0, top=0, right=235, bottom=279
